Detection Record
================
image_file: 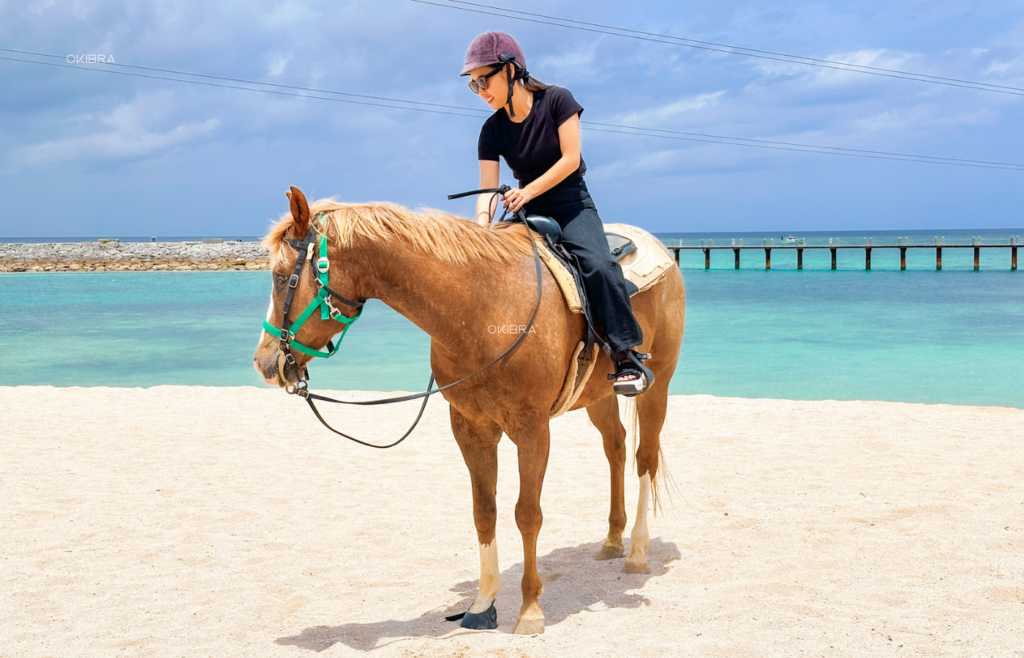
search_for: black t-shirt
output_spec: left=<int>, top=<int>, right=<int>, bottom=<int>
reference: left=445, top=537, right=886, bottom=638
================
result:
left=477, top=86, right=587, bottom=194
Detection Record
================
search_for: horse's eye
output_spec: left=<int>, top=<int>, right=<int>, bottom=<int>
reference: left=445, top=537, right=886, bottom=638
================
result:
left=274, top=275, right=287, bottom=287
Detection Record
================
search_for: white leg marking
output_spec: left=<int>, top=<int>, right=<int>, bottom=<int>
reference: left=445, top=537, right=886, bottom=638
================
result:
left=626, top=473, right=651, bottom=568
left=469, top=540, right=501, bottom=614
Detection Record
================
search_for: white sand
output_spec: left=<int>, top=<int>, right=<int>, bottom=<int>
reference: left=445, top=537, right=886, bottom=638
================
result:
left=1, top=386, right=1022, bottom=657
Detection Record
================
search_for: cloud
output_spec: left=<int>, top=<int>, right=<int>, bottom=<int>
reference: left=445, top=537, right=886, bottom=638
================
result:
left=261, top=0, right=318, bottom=27
left=984, top=57, right=1021, bottom=76
left=587, top=147, right=690, bottom=178
left=14, top=92, right=220, bottom=165
left=615, top=91, right=726, bottom=125
left=16, top=119, right=220, bottom=165
left=750, top=48, right=921, bottom=86
left=586, top=138, right=772, bottom=182
left=853, top=105, right=996, bottom=133
left=266, top=53, right=293, bottom=77
left=534, top=38, right=602, bottom=74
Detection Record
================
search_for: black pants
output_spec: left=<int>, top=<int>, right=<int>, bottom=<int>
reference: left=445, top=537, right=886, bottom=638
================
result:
left=526, top=182, right=644, bottom=354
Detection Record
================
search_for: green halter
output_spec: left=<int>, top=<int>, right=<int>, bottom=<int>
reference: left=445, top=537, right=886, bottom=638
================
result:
left=263, top=218, right=363, bottom=359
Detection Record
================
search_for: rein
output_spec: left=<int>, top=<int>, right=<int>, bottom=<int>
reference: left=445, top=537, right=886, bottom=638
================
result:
left=269, top=190, right=542, bottom=448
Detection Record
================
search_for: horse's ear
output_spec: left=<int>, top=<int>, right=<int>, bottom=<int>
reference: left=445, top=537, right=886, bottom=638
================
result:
left=286, top=186, right=311, bottom=236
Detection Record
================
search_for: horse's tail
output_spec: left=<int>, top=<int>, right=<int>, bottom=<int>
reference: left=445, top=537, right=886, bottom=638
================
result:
left=652, top=444, right=675, bottom=516
left=624, top=397, right=675, bottom=516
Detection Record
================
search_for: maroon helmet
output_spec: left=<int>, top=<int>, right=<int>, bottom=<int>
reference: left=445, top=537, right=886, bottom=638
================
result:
left=461, top=31, right=531, bottom=117
left=460, top=31, right=526, bottom=76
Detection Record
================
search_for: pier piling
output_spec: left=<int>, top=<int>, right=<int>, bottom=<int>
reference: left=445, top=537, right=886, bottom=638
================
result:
left=664, top=236, right=1019, bottom=272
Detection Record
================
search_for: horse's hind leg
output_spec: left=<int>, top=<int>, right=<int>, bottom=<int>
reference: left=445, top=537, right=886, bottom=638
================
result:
left=586, top=394, right=627, bottom=560
left=450, top=407, right=502, bottom=628
left=625, top=376, right=670, bottom=574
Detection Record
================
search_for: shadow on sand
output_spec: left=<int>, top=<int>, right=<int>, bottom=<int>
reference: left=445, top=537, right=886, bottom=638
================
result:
left=275, top=538, right=680, bottom=652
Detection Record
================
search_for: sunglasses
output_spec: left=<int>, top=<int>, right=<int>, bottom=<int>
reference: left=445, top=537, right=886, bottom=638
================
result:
left=467, top=66, right=505, bottom=94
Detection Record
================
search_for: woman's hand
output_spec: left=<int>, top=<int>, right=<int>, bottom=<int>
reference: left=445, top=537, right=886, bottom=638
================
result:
left=502, top=186, right=537, bottom=213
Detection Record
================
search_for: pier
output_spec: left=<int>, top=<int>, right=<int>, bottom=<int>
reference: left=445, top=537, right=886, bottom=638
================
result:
left=668, top=236, right=1021, bottom=271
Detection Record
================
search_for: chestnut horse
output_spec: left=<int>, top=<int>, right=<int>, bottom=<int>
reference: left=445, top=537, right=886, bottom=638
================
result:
left=253, top=187, right=685, bottom=634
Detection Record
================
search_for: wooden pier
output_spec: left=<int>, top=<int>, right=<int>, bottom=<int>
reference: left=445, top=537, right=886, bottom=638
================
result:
left=668, top=236, right=1021, bottom=271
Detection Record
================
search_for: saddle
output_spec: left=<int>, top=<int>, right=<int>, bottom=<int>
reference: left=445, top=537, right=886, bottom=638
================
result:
left=516, top=216, right=677, bottom=417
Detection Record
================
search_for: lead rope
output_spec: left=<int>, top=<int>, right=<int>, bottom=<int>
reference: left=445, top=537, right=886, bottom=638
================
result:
left=302, top=374, right=435, bottom=449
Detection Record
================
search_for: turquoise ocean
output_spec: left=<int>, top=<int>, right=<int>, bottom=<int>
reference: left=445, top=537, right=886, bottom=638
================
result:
left=2, top=229, right=1022, bottom=408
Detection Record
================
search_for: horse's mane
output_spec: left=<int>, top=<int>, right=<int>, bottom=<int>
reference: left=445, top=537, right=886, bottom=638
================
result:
left=263, top=199, right=532, bottom=266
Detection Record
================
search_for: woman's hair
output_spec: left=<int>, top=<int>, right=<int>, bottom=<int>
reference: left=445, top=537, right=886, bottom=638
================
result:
left=521, top=75, right=551, bottom=92
left=508, top=61, right=550, bottom=92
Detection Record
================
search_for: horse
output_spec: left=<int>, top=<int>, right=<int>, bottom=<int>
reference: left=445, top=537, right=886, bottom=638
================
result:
left=253, top=186, right=686, bottom=635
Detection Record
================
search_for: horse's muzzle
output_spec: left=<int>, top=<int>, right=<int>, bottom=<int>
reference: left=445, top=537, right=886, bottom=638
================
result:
left=253, top=354, right=279, bottom=386
left=254, top=347, right=308, bottom=388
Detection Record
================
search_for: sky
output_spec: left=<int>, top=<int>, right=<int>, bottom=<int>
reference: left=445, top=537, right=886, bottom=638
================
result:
left=1, top=0, right=1022, bottom=237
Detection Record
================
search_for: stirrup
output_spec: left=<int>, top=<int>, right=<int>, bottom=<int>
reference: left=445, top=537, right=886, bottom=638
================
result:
left=608, top=350, right=654, bottom=397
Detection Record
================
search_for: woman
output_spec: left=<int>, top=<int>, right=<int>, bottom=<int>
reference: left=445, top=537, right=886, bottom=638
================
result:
left=461, top=30, right=652, bottom=396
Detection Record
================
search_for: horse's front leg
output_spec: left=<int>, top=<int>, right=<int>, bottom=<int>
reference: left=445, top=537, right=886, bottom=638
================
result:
left=450, top=407, right=502, bottom=629
left=510, top=415, right=551, bottom=635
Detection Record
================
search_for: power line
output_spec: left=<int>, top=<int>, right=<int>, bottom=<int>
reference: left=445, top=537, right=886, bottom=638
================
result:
left=582, top=121, right=1024, bottom=168
left=447, top=0, right=1024, bottom=94
left=3, top=51, right=1023, bottom=171
left=0, top=54, right=485, bottom=118
left=409, top=0, right=1024, bottom=98
left=0, top=47, right=488, bottom=115
left=582, top=126, right=1024, bottom=170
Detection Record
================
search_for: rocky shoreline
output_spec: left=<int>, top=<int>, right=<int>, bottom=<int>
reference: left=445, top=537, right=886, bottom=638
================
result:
left=0, top=241, right=270, bottom=272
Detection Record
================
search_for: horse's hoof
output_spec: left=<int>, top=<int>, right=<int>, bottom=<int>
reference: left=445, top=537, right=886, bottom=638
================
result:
left=513, top=615, right=545, bottom=635
left=459, top=602, right=497, bottom=630
left=595, top=543, right=625, bottom=560
left=624, top=557, right=649, bottom=574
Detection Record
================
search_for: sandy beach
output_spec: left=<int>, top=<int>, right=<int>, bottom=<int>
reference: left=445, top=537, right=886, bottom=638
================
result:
left=1, top=385, right=1022, bottom=657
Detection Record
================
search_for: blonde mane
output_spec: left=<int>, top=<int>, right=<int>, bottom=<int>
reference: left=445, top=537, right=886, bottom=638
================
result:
left=263, top=199, right=532, bottom=266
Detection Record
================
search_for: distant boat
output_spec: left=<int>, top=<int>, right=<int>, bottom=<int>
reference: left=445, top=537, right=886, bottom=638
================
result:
left=780, top=235, right=798, bottom=243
